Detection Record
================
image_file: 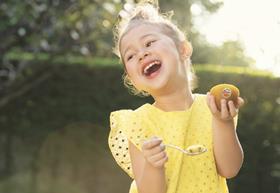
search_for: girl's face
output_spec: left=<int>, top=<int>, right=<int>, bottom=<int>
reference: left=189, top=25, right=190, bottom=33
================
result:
left=120, top=23, right=188, bottom=95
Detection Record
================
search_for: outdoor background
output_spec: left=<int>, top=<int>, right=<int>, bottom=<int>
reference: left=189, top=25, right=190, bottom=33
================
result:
left=0, top=0, right=279, bottom=193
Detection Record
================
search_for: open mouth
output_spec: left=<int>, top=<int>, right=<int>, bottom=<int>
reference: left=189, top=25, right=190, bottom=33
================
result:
left=142, top=60, right=162, bottom=77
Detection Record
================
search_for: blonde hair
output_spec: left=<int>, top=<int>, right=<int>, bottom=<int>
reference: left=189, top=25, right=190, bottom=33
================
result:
left=113, top=1, right=197, bottom=97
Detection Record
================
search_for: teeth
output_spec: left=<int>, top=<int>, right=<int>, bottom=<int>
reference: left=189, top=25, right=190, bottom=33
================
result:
left=143, top=61, right=159, bottom=74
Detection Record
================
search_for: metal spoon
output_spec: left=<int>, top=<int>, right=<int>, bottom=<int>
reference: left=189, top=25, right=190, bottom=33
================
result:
left=165, top=144, right=207, bottom=156
left=117, top=142, right=207, bottom=165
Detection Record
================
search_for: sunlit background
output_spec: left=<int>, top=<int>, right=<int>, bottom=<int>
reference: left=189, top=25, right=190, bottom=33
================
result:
left=0, top=1, right=279, bottom=193
left=192, top=0, right=280, bottom=76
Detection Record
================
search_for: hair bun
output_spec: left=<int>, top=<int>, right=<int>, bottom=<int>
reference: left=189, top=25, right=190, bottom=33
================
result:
left=139, top=0, right=159, bottom=7
left=118, top=0, right=160, bottom=19
left=118, top=3, right=134, bottom=19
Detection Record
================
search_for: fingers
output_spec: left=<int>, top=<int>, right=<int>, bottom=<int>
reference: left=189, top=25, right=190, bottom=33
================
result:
left=147, top=151, right=168, bottom=168
left=143, top=142, right=165, bottom=157
left=206, top=92, right=219, bottom=115
left=153, top=156, right=168, bottom=168
left=141, top=137, right=168, bottom=168
left=237, top=97, right=245, bottom=108
left=228, top=97, right=244, bottom=117
left=220, top=99, right=230, bottom=119
left=207, top=93, right=243, bottom=121
left=228, top=100, right=238, bottom=117
left=142, top=137, right=162, bottom=150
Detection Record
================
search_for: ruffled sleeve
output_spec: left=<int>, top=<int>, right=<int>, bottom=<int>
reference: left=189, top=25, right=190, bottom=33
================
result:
left=108, top=109, right=152, bottom=178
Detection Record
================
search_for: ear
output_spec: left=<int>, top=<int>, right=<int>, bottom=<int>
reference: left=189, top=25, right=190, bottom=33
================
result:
left=179, top=41, right=193, bottom=59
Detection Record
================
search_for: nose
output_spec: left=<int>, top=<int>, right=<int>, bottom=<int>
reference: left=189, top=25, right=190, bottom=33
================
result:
left=139, top=50, right=149, bottom=61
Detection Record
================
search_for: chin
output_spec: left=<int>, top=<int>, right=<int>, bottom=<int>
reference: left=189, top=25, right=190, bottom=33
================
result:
left=147, top=80, right=171, bottom=95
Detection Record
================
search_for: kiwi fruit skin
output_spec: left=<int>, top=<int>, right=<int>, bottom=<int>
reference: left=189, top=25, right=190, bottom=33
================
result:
left=210, top=84, right=240, bottom=110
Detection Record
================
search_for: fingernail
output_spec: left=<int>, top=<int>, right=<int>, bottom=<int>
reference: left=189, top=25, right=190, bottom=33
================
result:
left=156, top=137, right=162, bottom=141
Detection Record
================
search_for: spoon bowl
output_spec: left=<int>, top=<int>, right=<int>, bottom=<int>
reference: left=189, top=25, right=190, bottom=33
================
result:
left=165, top=144, right=207, bottom=156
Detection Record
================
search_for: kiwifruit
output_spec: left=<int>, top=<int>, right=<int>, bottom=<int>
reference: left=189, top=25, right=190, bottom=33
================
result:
left=210, top=84, right=240, bottom=110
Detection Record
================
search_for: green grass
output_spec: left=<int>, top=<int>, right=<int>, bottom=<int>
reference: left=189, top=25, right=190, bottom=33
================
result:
left=194, top=64, right=274, bottom=77
left=5, top=51, right=275, bottom=77
left=5, top=51, right=120, bottom=67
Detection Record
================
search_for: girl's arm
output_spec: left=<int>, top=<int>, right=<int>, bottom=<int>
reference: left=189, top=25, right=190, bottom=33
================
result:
left=129, top=137, right=168, bottom=193
left=207, top=93, right=244, bottom=179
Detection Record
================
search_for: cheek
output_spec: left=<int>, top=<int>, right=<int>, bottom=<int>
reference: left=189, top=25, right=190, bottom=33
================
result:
left=124, top=62, right=137, bottom=77
left=157, top=41, right=179, bottom=58
left=124, top=63, right=143, bottom=90
left=161, top=47, right=180, bottom=62
left=125, top=62, right=131, bottom=72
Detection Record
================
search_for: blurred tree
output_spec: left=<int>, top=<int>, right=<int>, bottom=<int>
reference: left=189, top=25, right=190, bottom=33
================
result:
left=0, top=1, right=122, bottom=180
left=158, top=0, right=254, bottom=67
left=217, top=41, right=255, bottom=66
left=192, top=37, right=255, bottom=66
left=0, top=0, right=254, bottom=94
left=159, top=0, right=222, bottom=32
left=158, top=0, right=220, bottom=63
left=0, top=0, right=122, bottom=90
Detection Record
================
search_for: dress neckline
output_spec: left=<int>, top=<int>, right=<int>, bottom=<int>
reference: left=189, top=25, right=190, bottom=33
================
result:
left=143, top=94, right=199, bottom=114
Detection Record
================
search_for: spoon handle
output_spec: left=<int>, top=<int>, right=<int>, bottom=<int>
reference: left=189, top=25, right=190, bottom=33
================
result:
left=165, top=143, right=207, bottom=156
left=165, top=144, right=188, bottom=154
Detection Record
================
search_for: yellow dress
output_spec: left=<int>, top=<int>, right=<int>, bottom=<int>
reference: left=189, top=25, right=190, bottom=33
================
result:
left=108, top=94, right=230, bottom=193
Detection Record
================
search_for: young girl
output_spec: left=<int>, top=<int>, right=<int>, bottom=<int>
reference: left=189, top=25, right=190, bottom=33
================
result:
left=108, top=2, right=244, bottom=193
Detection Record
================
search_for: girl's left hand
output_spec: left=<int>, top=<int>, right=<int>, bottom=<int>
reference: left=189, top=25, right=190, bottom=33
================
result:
left=206, top=92, right=244, bottom=122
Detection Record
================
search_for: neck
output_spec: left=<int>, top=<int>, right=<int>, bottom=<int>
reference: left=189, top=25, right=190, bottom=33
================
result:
left=152, top=86, right=194, bottom=112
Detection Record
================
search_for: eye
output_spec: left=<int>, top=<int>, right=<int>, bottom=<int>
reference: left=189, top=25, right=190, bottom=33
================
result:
left=145, top=40, right=156, bottom=47
left=127, top=54, right=134, bottom=61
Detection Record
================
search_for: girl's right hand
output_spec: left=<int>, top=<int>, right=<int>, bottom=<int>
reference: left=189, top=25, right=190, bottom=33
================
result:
left=141, top=137, right=168, bottom=168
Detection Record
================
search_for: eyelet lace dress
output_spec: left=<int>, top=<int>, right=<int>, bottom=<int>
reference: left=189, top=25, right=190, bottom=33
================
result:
left=108, top=94, right=231, bottom=193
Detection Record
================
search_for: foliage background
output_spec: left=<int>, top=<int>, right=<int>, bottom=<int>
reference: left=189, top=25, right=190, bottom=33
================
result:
left=0, top=62, right=279, bottom=193
left=0, top=0, right=279, bottom=193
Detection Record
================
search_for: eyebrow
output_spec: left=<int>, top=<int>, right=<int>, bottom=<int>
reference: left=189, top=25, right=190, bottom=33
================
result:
left=122, top=33, right=157, bottom=58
